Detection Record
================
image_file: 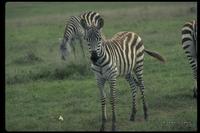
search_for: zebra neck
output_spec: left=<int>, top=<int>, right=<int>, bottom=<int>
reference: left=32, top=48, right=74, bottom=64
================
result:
left=95, top=43, right=107, bottom=65
left=99, top=43, right=106, bottom=57
left=64, top=32, right=73, bottom=41
left=100, top=31, right=106, bottom=41
left=64, top=31, right=78, bottom=42
left=64, top=20, right=82, bottom=41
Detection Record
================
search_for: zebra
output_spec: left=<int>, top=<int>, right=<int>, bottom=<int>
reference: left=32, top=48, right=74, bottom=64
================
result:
left=80, top=18, right=166, bottom=131
left=181, top=20, right=197, bottom=98
left=59, top=11, right=103, bottom=60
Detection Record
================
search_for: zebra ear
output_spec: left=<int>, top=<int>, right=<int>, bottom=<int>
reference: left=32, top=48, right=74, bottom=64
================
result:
left=97, top=18, right=104, bottom=29
left=80, top=19, right=88, bottom=29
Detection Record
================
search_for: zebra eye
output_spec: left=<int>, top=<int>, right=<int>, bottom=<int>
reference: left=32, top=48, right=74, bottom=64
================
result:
left=88, top=43, right=91, bottom=46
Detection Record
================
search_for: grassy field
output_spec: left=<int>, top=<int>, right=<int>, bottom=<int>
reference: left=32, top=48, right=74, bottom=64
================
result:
left=5, top=2, right=197, bottom=131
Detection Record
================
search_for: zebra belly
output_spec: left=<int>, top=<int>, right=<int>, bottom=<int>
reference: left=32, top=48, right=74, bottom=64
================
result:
left=115, top=55, right=136, bottom=76
left=183, top=40, right=197, bottom=58
left=91, top=64, right=118, bottom=80
left=116, top=66, right=133, bottom=76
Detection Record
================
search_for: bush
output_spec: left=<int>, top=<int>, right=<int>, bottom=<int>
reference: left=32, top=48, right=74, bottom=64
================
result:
left=14, top=51, right=43, bottom=65
left=6, top=61, right=93, bottom=85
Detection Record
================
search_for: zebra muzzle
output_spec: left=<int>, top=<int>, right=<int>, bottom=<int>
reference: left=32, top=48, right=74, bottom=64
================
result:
left=91, top=51, right=99, bottom=63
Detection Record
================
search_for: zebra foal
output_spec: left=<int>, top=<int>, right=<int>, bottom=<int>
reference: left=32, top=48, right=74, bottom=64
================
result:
left=181, top=20, right=197, bottom=98
left=60, top=11, right=102, bottom=60
left=80, top=18, right=165, bottom=131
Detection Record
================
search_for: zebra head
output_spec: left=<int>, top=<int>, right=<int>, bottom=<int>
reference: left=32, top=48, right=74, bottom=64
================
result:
left=80, top=18, right=104, bottom=63
left=59, top=37, right=71, bottom=60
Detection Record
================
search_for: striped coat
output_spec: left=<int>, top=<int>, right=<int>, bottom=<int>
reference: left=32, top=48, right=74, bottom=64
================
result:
left=181, top=20, right=197, bottom=97
left=60, top=11, right=102, bottom=60
left=81, top=18, right=165, bottom=131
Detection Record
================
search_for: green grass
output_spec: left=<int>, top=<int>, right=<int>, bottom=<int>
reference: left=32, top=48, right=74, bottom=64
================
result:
left=5, top=2, right=197, bottom=131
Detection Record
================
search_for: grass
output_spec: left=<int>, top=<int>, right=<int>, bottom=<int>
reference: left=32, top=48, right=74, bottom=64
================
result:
left=6, top=79, right=197, bottom=131
left=5, top=2, right=197, bottom=131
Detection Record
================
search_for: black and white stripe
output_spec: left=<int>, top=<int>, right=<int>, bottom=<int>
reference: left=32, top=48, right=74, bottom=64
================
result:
left=80, top=18, right=165, bottom=131
left=60, top=11, right=102, bottom=60
left=181, top=20, right=197, bottom=98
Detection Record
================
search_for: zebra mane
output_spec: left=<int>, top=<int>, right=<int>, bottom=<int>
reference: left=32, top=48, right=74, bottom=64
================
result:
left=101, top=32, right=106, bottom=41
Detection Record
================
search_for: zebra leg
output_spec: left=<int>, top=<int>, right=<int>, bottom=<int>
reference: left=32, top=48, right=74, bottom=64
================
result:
left=187, top=56, right=197, bottom=98
left=138, top=79, right=148, bottom=121
left=79, top=38, right=86, bottom=58
left=193, top=80, right=197, bottom=98
left=70, top=38, right=76, bottom=58
left=184, top=42, right=197, bottom=98
left=96, top=78, right=107, bottom=131
left=135, top=64, right=148, bottom=121
left=193, top=64, right=197, bottom=98
left=108, top=78, right=117, bottom=131
left=125, top=73, right=138, bottom=121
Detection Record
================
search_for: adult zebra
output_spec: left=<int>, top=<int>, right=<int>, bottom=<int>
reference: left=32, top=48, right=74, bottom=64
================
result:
left=60, top=11, right=103, bottom=60
left=80, top=18, right=165, bottom=131
left=181, top=20, right=197, bottom=98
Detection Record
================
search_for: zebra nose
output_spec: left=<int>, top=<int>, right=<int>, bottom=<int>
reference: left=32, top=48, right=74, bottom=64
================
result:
left=91, top=51, right=98, bottom=63
left=91, top=51, right=98, bottom=57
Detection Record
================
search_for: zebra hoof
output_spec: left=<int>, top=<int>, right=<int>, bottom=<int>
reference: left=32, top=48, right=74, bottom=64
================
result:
left=129, top=116, right=135, bottom=121
left=193, top=88, right=197, bottom=98
left=144, top=115, right=148, bottom=121
left=100, top=127, right=104, bottom=132
left=144, top=112, right=148, bottom=121
left=112, top=126, right=117, bottom=131
left=112, top=128, right=116, bottom=131
left=193, top=92, right=197, bottom=98
left=100, top=124, right=105, bottom=131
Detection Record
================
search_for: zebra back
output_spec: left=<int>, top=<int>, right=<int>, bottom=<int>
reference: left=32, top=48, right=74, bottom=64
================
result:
left=63, top=16, right=83, bottom=39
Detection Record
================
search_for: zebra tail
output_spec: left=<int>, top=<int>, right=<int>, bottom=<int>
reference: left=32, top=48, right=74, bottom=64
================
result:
left=144, top=49, right=166, bottom=63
